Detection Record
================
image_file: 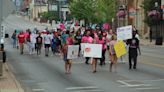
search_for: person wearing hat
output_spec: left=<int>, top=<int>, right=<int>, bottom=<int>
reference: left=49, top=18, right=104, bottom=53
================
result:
left=127, top=31, right=141, bottom=70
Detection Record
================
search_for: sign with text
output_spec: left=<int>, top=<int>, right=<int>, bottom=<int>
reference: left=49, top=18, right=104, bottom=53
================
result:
left=84, top=44, right=102, bottom=58
left=67, top=45, right=79, bottom=59
left=117, top=25, right=132, bottom=40
left=114, top=40, right=127, bottom=58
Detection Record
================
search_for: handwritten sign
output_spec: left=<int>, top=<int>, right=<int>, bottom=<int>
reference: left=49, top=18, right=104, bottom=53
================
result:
left=117, top=25, right=132, bottom=40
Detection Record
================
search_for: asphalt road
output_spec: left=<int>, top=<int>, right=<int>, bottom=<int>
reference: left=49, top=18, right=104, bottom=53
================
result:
left=2, top=15, right=164, bottom=92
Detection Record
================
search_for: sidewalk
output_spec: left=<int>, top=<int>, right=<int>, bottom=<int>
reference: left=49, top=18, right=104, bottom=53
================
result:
left=140, top=39, right=164, bottom=47
left=0, top=63, right=24, bottom=92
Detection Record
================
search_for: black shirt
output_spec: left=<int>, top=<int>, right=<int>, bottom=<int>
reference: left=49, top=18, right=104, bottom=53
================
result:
left=36, top=36, right=43, bottom=44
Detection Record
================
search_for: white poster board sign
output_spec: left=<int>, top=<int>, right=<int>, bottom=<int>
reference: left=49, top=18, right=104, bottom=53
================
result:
left=67, top=45, right=79, bottom=59
left=84, top=44, right=102, bottom=58
left=80, top=43, right=88, bottom=56
left=117, top=25, right=132, bottom=40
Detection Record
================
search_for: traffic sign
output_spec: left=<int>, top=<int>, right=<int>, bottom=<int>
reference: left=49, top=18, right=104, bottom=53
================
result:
left=0, top=25, right=6, bottom=39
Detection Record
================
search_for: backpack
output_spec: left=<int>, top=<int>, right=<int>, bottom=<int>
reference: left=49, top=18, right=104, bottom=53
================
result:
left=12, top=33, right=16, bottom=39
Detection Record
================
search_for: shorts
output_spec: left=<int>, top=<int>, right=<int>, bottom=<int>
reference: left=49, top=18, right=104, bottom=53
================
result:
left=44, top=44, right=50, bottom=48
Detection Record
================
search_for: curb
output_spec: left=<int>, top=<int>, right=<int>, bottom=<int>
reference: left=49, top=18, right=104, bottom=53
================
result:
left=5, top=63, right=24, bottom=92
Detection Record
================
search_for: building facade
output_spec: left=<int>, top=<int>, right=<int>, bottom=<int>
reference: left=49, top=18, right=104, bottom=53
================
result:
left=117, top=0, right=147, bottom=38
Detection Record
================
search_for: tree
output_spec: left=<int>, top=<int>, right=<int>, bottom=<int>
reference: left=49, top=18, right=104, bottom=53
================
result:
left=40, top=11, right=59, bottom=23
left=69, top=0, right=116, bottom=24
left=96, top=0, right=116, bottom=23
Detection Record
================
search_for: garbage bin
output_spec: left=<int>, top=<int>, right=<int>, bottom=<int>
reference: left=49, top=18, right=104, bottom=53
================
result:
left=5, top=33, right=9, bottom=38
left=155, top=36, right=163, bottom=45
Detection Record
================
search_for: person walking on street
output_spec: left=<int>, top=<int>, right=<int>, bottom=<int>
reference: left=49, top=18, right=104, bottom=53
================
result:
left=81, top=30, right=92, bottom=64
left=109, top=35, right=117, bottom=72
left=62, top=31, right=74, bottom=74
left=106, top=29, right=113, bottom=62
left=30, top=32, right=37, bottom=54
left=11, top=30, right=17, bottom=48
left=97, top=31, right=107, bottom=66
left=18, top=31, right=25, bottom=54
left=43, top=31, right=51, bottom=57
left=26, top=31, right=33, bottom=55
left=127, top=31, right=141, bottom=70
left=36, top=33, right=43, bottom=55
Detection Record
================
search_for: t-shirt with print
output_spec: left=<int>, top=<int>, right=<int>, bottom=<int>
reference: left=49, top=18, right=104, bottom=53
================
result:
left=36, top=36, right=43, bottom=44
left=18, top=34, right=25, bottom=43
left=44, top=34, right=51, bottom=44
left=127, top=38, right=139, bottom=49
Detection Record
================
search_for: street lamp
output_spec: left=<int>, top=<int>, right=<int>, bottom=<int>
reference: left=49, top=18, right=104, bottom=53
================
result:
left=155, top=2, right=159, bottom=40
left=154, top=2, right=163, bottom=45
left=148, top=2, right=163, bottom=45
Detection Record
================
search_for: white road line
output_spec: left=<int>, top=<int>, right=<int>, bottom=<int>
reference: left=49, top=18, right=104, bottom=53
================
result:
left=66, top=86, right=98, bottom=90
left=117, top=80, right=151, bottom=87
left=136, top=87, right=160, bottom=90
left=32, top=89, right=45, bottom=92
left=120, top=84, right=151, bottom=87
left=75, top=90, right=104, bottom=92
left=120, top=79, right=164, bottom=82
left=117, top=80, right=131, bottom=86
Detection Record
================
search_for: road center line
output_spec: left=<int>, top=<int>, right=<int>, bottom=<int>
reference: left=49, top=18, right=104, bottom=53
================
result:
left=120, top=84, right=151, bottom=87
left=32, top=88, right=45, bottom=92
left=117, top=80, right=131, bottom=86
left=120, top=79, right=164, bottom=82
left=66, top=86, right=98, bottom=90
left=75, top=90, right=104, bottom=92
left=136, top=87, right=160, bottom=90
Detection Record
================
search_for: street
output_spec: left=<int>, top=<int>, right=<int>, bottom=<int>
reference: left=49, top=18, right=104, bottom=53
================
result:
left=3, top=15, right=164, bottom=92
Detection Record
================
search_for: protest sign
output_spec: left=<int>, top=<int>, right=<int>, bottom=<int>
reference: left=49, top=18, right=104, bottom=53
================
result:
left=67, top=45, right=79, bottom=59
left=117, top=25, right=132, bottom=40
left=84, top=44, right=102, bottom=58
left=114, top=40, right=127, bottom=58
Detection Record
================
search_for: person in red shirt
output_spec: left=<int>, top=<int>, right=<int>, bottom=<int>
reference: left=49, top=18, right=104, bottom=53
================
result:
left=18, top=31, right=25, bottom=54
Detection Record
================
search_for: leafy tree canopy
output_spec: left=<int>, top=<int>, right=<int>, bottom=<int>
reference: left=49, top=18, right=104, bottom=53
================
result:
left=69, top=0, right=116, bottom=23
